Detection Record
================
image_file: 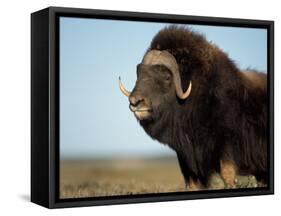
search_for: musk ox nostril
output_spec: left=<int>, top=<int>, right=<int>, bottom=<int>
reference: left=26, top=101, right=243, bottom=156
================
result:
left=129, top=95, right=144, bottom=107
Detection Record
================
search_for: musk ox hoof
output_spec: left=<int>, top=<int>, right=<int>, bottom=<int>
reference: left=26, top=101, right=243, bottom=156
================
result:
left=186, top=178, right=203, bottom=191
left=208, top=173, right=225, bottom=189
left=207, top=173, right=263, bottom=190
left=235, top=175, right=258, bottom=188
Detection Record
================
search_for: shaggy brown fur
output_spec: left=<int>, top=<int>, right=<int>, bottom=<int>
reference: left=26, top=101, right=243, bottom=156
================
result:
left=131, top=25, right=267, bottom=188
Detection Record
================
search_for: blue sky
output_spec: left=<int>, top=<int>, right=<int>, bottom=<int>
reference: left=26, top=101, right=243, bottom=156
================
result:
left=59, top=17, right=267, bottom=159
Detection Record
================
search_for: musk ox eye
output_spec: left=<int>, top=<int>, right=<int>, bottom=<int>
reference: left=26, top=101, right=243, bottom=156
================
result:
left=161, top=67, right=172, bottom=81
left=165, top=73, right=171, bottom=81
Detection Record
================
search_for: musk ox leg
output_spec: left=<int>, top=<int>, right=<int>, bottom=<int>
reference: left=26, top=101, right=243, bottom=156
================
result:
left=177, top=153, right=203, bottom=191
left=187, top=178, right=203, bottom=191
left=220, top=160, right=238, bottom=188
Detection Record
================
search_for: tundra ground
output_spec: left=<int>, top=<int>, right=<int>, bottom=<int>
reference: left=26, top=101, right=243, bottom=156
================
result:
left=60, top=157, right=264, bottom=199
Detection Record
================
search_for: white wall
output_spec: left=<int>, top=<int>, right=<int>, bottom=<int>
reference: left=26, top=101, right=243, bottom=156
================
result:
left=0, top=0, right=279, bottom=215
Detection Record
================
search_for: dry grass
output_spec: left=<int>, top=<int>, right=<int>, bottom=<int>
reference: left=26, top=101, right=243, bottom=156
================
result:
left=60, top=157, right=187, bottom=198
left=60, top=157, right=265, bottom=199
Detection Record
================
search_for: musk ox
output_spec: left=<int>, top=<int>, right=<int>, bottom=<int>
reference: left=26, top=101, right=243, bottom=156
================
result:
left=119, top=26, right=267, bottom=190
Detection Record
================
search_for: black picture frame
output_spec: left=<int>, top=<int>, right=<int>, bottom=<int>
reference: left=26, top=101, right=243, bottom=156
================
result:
left=31, top=6, right=274, bottom=209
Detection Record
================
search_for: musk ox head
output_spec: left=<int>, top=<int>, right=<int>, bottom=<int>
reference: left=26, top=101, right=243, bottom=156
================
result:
left=119, top=50, right=192, bottom=121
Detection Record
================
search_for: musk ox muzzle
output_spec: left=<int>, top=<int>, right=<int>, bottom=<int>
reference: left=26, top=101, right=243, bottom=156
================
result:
left=119, top=50, right=192, bottom=100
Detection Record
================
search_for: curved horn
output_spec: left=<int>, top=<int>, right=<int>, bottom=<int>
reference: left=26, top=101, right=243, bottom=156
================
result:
left=118, top=76, right=131, bottom=97
left=142, top=50, right=192, bottom=100
left=172, top=67, right=192, bottom=100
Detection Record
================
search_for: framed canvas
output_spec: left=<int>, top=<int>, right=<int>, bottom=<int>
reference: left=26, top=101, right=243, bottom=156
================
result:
left=31, top=6, right=274, bottom=208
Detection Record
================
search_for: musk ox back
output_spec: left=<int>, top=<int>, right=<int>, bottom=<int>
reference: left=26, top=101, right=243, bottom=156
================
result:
left=119, top=25, right=267, bottom=190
